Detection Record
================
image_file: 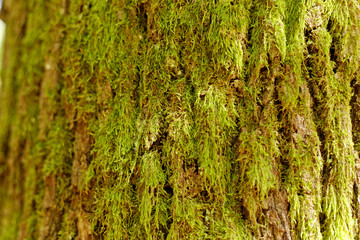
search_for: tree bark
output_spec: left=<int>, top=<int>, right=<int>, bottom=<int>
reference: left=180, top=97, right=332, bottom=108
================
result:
left=1, top=0, right=360, bottom=239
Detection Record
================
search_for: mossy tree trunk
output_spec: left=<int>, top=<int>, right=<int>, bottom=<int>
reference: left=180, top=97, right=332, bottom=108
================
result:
left=1, top=0, right=360, bottom=239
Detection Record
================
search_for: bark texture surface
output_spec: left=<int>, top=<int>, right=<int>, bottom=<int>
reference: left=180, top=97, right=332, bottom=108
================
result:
left=1, top=0, right=360, bottom=239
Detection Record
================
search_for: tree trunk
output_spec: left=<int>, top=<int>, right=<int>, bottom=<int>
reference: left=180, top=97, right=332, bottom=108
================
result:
left=1, top=0, right=360, bottom=239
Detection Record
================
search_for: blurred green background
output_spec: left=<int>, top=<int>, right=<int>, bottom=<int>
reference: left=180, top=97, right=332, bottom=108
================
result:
left=0, top=20, right=5, bottom=87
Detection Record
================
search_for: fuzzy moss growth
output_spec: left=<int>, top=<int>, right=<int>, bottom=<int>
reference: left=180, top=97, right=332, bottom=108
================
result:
left=1, top=0, right=360, bottom=239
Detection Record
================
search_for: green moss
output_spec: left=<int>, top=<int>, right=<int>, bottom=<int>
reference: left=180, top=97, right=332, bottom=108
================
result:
left=275, top=0, right=324, bottom=239
left=2, top=0, right=360, bottom=239
left=305, top=1, right=360, bottom=239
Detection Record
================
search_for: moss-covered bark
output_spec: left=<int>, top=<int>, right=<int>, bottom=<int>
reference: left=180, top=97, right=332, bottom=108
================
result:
left=1, top=0, right=360, bottom=239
